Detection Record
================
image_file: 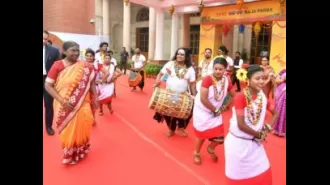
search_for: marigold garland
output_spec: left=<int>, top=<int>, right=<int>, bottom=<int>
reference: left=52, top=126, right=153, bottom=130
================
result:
left=244, top=88, right=263, bottom=125
left=211, top=75, right=225, bottom=101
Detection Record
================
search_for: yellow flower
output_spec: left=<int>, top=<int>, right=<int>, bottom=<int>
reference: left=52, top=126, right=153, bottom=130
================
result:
left=236, top=68, right=248, bottom=82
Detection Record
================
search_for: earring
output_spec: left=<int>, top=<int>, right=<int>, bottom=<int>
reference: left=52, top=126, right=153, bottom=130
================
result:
left=247, top=81, right=250, bottom=87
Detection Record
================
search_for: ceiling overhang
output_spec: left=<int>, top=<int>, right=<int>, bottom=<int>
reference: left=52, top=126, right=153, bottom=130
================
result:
left=128, top=0, right=262, bottom=13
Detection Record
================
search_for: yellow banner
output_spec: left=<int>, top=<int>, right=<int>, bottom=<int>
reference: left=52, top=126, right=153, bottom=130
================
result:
left=201, top=1, right=285, bottom=24
left=269, top=21, right=286, bottom=74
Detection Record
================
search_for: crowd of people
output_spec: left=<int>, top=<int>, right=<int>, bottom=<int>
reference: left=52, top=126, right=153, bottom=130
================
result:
left=43, top=29, right=286, bottom=185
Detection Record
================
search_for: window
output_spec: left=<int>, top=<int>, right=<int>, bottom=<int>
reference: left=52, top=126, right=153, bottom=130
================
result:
left=190, top=25, right=200, bottom=55
left=250, top=22, right=272, bottom=64
left=189, top=12, right=201, bottom=17
left=136, top=27, right=149, bottom=52
left=136, top=8, right=149, bottom=22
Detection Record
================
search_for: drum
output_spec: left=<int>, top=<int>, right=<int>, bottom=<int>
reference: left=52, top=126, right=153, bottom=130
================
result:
left=149, top=87, right=194, bottom=119
left=128, top=71, right=142, bottom=87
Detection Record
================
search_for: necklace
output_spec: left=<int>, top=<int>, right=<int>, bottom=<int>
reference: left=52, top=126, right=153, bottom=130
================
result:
left=211, top=75, right=225, bottom=101
left=243, top=88, right=263, bottom=125
left=174, top=61, right=187, bottom=79
left=201, top=59, right=211, bottom=77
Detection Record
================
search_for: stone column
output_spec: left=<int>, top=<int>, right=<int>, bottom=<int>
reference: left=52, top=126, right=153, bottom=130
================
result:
left=181, top=14, right=190, bottom=48
left=154, top=10, right=164, bottom=60
left=170, top=13, right=179, bottom=58
left=232, top=25, right=239, bottom=54
left=148, top=8, right=156, bottom=60
left=238, top=28, right=244, bottom=53
left=102, top=0, right=109, bottom=42
left=123, top=2, right=131, bottom=53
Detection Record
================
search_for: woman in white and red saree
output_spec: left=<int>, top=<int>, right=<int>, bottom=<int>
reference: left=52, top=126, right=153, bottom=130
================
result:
left=97, top=53, right=122, bottom=115
left=45, top=41, right=98, bottom=165
left=224, top=65, right=278, bottom=185
left=192, top=57, right=235, bottom=165
left=85, top=48, right=109, bottom=125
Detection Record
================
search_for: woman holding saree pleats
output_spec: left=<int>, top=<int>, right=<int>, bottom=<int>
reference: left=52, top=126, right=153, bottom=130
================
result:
left=272, top=69, right=286, bottom=137
left=192, top=57, right=235, bottom=165
left=97, top=53, right=122, bottom=115
left=224, top=65, right=278, bottom=185
left=45, top=41, right=99, bottom=165
left=85, top=49, right=109, bottom=125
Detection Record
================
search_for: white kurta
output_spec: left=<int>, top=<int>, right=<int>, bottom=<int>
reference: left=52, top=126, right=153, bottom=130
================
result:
left=161, top=61, right=196, bottom=93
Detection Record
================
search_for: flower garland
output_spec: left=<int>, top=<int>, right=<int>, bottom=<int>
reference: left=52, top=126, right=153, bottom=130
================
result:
left=174, top=61, right=187, bottom=79
left=211, top=75, right=225, bottom=101
left=201, top=60, right=211, bottom=77
left=244, top=88, right=263, bottom=125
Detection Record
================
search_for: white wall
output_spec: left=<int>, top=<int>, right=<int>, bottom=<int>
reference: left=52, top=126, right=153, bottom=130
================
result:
left=50, top=31, right=109, bottom=50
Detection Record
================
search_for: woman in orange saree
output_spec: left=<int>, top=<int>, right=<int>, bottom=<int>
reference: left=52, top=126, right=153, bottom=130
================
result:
left=45, top=41, right=98, bottom=165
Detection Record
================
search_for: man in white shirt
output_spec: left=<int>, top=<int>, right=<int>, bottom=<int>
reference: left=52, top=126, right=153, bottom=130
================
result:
left=95, top=42, right=108, bottom=64
left=130, top=48, right=146, bottom=92
left=43, top=30, right=60, bottom=135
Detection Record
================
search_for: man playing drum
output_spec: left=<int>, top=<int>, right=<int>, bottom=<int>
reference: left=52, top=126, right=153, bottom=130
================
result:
left=153, top=48, right=197, bottom=137
left=130, top=48, right=146, bottom=92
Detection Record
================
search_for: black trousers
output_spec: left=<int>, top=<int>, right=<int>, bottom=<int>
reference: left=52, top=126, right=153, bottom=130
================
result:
left=163, top=116, right=189, bottom=131
left=132, top=70, right=144, bottom=89
left=120, top=61, right=127, bottom=74
left=43, top=75, right=54, bottom=128
left=232, top=70, right=241, bottom=91
left=163, top=108, right=193, bottom=131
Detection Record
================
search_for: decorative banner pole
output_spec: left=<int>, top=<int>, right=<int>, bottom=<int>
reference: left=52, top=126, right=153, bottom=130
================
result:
left=168, top=5, right=175, bottom=16
left=199, top=0, right=204, bottom=13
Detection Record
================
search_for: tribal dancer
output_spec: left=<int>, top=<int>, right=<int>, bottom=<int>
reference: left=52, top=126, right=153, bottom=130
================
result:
left=224, top=65, right=278, bottom=185
left=85, top=49, right=109, bottom=125
left=196, top=48, right=214, bottom=92
left=153, top=48, right=197, bottom=137
left=97, top=53, right=122, bottom=115
left=214, top=46, right=234, bottom=105
left=193, top=57, right=235, bottom=165
left=45, top=41, right=98, bottom=164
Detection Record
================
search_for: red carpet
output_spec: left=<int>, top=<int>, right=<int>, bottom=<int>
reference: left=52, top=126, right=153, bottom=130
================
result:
left=43, top=75, right=286, bottom=185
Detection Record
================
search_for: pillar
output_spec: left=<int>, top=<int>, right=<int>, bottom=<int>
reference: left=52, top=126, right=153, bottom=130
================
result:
left=243, top=24, right=252, bottom=59
left=154, top=10, right=164, bottom=60
left=170, top=13, right=179, bottom=58
left=181, top=14, right=190, bottom=48
left=123, top=2, right=131, bottom=53
left=102, top=0, right=109, bottom=42
left=232, top=25, right=239, bottom=54
left=148, top=8, right=156, bottom=60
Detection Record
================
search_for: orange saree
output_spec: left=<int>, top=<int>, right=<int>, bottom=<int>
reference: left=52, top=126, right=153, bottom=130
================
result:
left=52, top=61, right=95, bottom=164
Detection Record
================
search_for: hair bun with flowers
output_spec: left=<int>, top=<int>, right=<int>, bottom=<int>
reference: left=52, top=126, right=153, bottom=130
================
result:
left=236, top=64, right=249, bottom=83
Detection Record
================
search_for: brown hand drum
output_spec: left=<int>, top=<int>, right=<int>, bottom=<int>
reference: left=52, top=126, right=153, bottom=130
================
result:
left=128, top=71, right=142, bottom=87
left=149, top=87, right=194, bottom=119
